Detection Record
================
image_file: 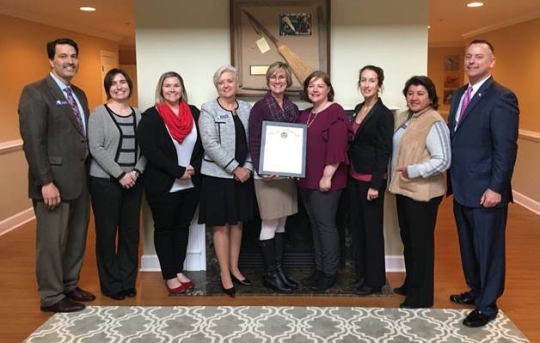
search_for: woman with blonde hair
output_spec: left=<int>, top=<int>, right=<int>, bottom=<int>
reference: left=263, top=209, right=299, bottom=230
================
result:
left=137, top=71, right=204, bottom=295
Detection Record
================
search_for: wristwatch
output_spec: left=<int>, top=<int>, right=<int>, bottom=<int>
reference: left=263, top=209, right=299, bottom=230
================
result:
left=131, top=170, right=140, bottom=179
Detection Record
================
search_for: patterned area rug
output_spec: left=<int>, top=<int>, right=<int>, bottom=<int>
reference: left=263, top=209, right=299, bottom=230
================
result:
left=24, top=306, right=529, bottom=342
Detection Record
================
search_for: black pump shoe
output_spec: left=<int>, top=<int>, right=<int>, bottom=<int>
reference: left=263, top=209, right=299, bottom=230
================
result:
left=221, top=285, right=236, bottom=297
left=230, top=273, right=252, bottom=286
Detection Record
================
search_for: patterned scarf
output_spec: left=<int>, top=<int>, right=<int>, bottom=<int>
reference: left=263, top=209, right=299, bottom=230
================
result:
left=156, top=101, right=194, bottom=143
left=264, top=92, right=299, bottom=123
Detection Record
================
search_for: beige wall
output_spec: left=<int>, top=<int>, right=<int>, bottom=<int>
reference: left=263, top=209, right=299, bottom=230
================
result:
left=0, top=14, right=118, bottom=224
left=468, top=18, right=540, bottom=206
left=427, top=46, right=465, bottom=113
left=135, top=0, right=429, bottom=263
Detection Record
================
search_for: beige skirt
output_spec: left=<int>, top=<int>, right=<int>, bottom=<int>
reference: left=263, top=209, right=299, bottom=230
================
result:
left=254, top=178, right=298, bottom=220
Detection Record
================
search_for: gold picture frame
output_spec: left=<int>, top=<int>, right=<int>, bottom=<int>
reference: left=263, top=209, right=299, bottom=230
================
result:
left=230, top=0, right=330, bottom=96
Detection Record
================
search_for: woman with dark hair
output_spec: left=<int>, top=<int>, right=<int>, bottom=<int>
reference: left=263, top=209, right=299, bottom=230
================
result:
left=88, top=68, right=146, bottom=300
left=137, top=71, right=204, bottom=295
left=198, top=65, right=257, bottom=297
left=297, top=70, right=349, bottom=292
left=388, top=75, right=451, bottom=308
left=248, top=61, right=300, bottom=294
left=348, top=65, right=394, bottom=296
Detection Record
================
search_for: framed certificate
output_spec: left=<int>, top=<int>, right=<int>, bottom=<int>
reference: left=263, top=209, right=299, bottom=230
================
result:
left=259, top=121, right=307, bottom=177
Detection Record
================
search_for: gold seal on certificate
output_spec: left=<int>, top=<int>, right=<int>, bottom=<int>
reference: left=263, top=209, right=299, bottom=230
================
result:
left=259, top=121, right=307, bottom=177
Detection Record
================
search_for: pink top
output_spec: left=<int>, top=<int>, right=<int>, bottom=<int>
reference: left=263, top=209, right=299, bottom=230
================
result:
left=297, top=103, right=349, bottom=191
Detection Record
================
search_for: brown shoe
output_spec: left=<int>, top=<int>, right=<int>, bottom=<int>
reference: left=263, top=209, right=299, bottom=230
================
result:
left=65, top=287, right=96, bottom=302
left=40, top=298, right=85, bottom=313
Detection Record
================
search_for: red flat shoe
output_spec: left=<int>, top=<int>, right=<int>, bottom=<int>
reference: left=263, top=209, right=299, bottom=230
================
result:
left=181, top=280, right=194, bottom=289
left=167, top=283, right=187, bottom=295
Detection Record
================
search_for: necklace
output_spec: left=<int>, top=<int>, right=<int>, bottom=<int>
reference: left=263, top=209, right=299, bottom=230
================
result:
left=306, top=111, right=318, bottom=128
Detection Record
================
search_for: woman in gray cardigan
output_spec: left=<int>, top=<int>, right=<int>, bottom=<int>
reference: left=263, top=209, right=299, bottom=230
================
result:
left=198, top=65, right=256, bottom=297
left=88, top=69, right=146, bottom=300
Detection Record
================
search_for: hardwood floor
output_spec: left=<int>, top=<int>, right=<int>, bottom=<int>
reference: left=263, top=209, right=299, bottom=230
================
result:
left=1, top=197, right=539, bottom=342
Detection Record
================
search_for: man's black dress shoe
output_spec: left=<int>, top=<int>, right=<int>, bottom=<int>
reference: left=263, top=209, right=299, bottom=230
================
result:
left=41, top=298, right=85, bottom=313
left=303, top=269, right=322, bottom=287
left=124, top=288, right=137, bottom=298
left=463, top=309, right=496, bottom=327
left=349, top=279, right=364, bottom=290
left=106, top=291, right=126, bottom=300
left=450, top=291, right=475, bottom=305
left=230, top=273, right=252, bottom=286
left=355, top=285, right=382, bottom=296
left=310, top=273, right=336, bottom=292
left=65, top=287, right=96, bottom=302
left=393, top=286, right=407, bottom=296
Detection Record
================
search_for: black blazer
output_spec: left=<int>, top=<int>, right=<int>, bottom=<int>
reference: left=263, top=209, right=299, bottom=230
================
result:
left=137, top=105, right=204, bottom=199
left=348, top=98, right=394, bottom=190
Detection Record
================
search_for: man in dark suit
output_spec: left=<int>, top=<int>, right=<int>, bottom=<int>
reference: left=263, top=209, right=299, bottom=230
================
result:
left=447, top=39, right=519, bottom=327
left=19, top=38, right=96, bottom=312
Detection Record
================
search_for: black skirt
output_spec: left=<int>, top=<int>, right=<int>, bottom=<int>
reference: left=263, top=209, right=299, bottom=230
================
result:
left=198, top=175, right=257, bottom=227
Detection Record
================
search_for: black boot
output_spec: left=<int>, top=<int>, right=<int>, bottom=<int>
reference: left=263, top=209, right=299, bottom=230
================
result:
left=302, top=269, right=323, bottom=287
left=259, top=239, right=294, bottom=294
left=274, top=233, right=298, bottom=289
left=310, top=272, right=336, bottom=292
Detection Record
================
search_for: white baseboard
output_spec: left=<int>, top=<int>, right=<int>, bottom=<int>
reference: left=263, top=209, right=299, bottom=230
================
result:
left=140, top=252, right=206, bottom=272
left=0, top=208, right=34, bottom=236
left=513, top=190, right=540, bottom=216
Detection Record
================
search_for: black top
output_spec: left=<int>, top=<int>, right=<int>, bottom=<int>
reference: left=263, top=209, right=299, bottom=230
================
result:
left=233, top=114, right=248, bottom=167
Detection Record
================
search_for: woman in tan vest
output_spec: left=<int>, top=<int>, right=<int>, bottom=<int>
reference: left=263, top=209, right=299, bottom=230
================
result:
left=388, top=76, right=451, bottom=308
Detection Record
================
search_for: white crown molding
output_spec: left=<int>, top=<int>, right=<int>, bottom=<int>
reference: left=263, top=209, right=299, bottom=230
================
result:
left=519, top=129, right=540, bottom=143
left=0, top=7, right=122, bottom=42
left=0, top=139, right=22, bottom=155
left=462, top=11, right=540, bottom=38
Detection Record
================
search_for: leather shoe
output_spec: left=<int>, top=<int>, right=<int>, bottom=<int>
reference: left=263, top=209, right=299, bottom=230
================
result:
left=106, top=291, right=126, bottom=300
left=355, top=285, right=382, bottom=296
left=230, top=273, right=252, bottom=286
left=450, top=291, right=475, bottom=305
left=181, top=280, right=195, bottom=290
left=393, top=285, right=407, bottom=296
left=463, top=309, right=496, bottom=327
left=124, top=288, right=137, bottom=298
left=167, top=283, right=187, bottom=295
left=349, top=279, right=364, bottom=290
left=41, top=298, right=85, bottom=313
left=65, top=287, right=96, bottom=302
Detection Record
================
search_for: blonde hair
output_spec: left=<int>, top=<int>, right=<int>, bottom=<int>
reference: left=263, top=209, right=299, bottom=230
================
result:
left=265, top=61, right=293, bottom=88
left=154, top=71, right=188, bottom=104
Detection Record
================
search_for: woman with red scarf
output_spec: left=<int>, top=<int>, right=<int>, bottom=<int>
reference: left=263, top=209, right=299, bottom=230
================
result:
left=137, top=71, right=204, bottom=295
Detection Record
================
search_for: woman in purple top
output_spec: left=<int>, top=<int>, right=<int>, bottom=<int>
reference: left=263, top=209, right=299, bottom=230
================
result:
left=249, top=62, right=300, bottom=294
left=297, top=70, right=349, bottom=291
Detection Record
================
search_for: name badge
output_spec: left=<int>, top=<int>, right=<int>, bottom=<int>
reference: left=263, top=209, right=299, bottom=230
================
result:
left=56, top=100, right=69, bottom=106
left=218, top=114, right=230, bottom=120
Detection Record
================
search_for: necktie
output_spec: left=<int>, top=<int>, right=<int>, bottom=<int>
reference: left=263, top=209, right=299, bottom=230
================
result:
left=64, top=87, right=85, bottom=134
left=457, top=86, right=472, bottom=123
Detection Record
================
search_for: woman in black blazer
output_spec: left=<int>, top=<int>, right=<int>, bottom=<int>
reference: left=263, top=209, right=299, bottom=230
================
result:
left=347, top=65, right=394, bottom=295
left=137, top=71, right=204, bottom=295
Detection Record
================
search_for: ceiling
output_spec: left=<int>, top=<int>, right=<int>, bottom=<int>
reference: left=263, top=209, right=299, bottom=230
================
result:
left=1, top=0, right=539, bottom=49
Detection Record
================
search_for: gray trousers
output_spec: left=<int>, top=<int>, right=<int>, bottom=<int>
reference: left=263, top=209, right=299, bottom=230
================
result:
left=299, top=188, right=342, bottom=275
left=34, top=189, right=90, bottom=307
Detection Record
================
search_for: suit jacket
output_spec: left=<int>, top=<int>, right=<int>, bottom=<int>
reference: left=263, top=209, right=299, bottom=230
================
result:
left=137, top=105, right=204, bottom=199
left=446, top=77, right=519, bottom=208
left=18, top=75, right=90, bottom=200
left=348, top=98, right=394, bottom=190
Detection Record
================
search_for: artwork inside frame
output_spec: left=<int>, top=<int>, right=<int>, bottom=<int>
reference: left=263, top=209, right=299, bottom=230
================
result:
left=230, top=0, right=330, bottom=96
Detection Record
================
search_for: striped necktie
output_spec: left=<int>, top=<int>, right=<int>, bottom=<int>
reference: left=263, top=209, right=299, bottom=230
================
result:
left=456, top=86, right=473, bottom=123
left=64, top=87, right=84, bottom=134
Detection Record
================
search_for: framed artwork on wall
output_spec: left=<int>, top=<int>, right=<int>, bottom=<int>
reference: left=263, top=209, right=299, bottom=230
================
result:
left=230, top=0, right=330, bottom=96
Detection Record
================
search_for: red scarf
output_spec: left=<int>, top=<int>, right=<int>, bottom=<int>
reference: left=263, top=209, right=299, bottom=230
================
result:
left=156, top=101, right=194, bottom=143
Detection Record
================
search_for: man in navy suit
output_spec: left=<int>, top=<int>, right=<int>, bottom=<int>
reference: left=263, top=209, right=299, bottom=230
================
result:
left=19, top=38, right=96, bottom=312
left=447, top=39, right=519, bottom=327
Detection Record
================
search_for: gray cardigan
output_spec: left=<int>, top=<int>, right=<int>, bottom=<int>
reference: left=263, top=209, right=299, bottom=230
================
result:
left=88, top=104, right=147, bottom=179
left=199, top=99, right=253, bottom=178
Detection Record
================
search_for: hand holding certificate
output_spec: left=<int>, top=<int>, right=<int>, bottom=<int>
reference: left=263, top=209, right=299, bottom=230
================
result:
left=259, top=121, right=307, bottom=177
